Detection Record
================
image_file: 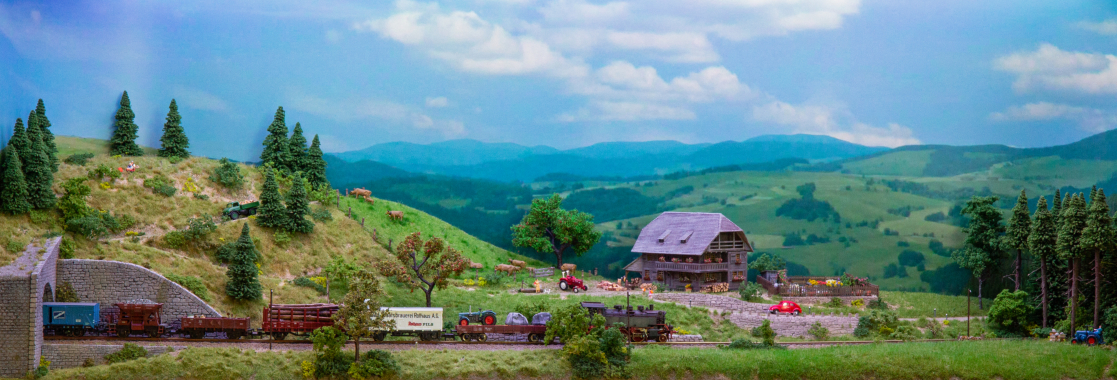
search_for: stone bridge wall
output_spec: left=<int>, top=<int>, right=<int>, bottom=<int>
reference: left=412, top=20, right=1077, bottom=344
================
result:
left=0, top=237, right=60, bottom=378
left=57, top=260, right=221, bottom=328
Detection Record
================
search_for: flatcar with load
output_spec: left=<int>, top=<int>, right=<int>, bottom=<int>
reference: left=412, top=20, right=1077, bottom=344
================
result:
left=261, top=303, right=338, bottom=340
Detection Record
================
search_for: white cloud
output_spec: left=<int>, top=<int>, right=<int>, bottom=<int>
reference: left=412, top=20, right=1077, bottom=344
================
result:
left=559, top=101, right=696, bottom=122
left=538, top=0, right=630, bottom=25
left=425, top=96, right=448, bottom=107
left=171, top=86, right=229, bottom=112
left=605, top=31, right=719, bottom=63
left=994, top=43, right=1117, bottom=94
left=286, top=92, right=466, bottom=137
left=752, top=101, right=920, bottom=147
left=1075, top=19, right=1117, bottom=36
left=990, top=102, right=1117, bottom=133
left=579, top=61, right=749, bottom=102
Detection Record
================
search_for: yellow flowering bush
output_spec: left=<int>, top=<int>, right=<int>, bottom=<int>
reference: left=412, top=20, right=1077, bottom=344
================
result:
left=477, top=277, right=487, bottom=286
left=99, top=182, right=111, bottom=190
left=301, top=360, right=315, bottom=379
left=464, top=279, right=476, bottom=286
left=183, top=177, right=201, bottom=193
left=311, top=276, right=327, bottom=288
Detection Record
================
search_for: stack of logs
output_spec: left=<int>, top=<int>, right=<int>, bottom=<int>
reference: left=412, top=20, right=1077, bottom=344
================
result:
left=699, top=283, right=730, bottom=293
left=596, top=280, right=626, bottom=291
left=639, top=283, right=658, bottom=293
left=266, top=304, right=338, bottom=322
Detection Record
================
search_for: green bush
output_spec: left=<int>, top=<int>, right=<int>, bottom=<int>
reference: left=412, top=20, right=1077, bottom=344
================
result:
left=867, top=297, right=889, bottom=310
left=59, top=238, right=75, bottom=259
left=144, top=175, right=177, bottom=197
left=855, top=309, right=899, bottom=338
left=348, top=350, right=400, bottom=380
left=66, top=211, right=123, bottom=239
left=737, top=282, right=764, bottom=302
left=215, top=241, right=236, bottom=263
left=310, top=208, right=333, bottom=222
left=483, top=271, right=509, bottom=287
left=273, top=230, right=291, bottom=246
left=154, top=184, right=177, bottom=197
left=31, top=356, right=49, bottom=379
left=118, top=214, right=137, bottom=230
left=748, top=319, right=776, bottom=346
left=724, top=337, right=786, bottom=350
left=514, top=298, right=552, bottom=319
left=826, top=297, right=843, bottom=307
left=182, top=216, right=217, bottom=242
left=890, top=325, right=920, bottom=341
left=6, top=237, right=26, bottom=254
left=309, top=185, right=335, bottom=204
left=987, top=290, right=1034, bottom=337
left=164, top=231, right=187, bottom=249
left=166, top=273, right=211, bottom=302
left=309, top=327, right=352, bottom=379
left=88, top=164, right=121, bottom=181
left=293, top=277, right=327, bottom=294
left=210, top=158, right=245, bottom=189
left=1102, top=306, right=1117, bottom=344
left=55, top=282, right=80, bottom=302
left=194, top=193, right=210, bottom=201
left=808, top=321, right=830, bottom=340
left=64, top=153, right=95, bottom=166
left=104, top=343, right=148, bottom=364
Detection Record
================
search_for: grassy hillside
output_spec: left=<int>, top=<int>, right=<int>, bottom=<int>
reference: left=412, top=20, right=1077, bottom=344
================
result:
left=0, top=137, right=539, bottom=320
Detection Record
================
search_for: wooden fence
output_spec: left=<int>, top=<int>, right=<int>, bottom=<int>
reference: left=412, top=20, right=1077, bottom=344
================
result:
left=755, top=275, right=879, bottom=297
left=532, top=267, right=555, bottom=278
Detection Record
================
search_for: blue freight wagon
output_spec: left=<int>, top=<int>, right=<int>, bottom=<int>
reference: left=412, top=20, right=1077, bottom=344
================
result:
left=43, top=302, right=100, bottom=336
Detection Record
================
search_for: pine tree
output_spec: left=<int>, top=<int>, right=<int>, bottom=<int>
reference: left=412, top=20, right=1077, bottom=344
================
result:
left=1005, top=190, right=1031, bottom=291
left=34, top=100, right=58, bottom=172
left=24, top=115, right=55, bottom=209
left=0, top=147, right=31, bottom=215
left=255, top=169, right=286, bottom=228
left=288, top=122, right=308, bottom=173
left=953, top=196, right=1005, bottom=309
left=225, top=223, right=262, bottom=301
left=1052, top=189, right=1063, bottom=227
left=260, top=107, right=291, bottom=172
left=283, top=174, right=313, bottom=233
left=110, top=91, right=144, bottom=156
left=1029, top=196, right=1057, bottom=328
left=1058, top=193, right=1087, bottom=336
left=8, top=119, right=31, bottom=175
left=1081, top=189, right=1112, bottom=328
left=158, top=99, right=190, bottom=159
left=306, top=134, right=329, bottom=188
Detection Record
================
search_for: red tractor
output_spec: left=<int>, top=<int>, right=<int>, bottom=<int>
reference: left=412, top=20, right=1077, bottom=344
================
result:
left=559, top=274, right=588, bottom=293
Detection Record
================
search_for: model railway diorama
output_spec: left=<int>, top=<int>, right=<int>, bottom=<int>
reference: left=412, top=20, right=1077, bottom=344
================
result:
left=42, top=300, right=675, bottom=343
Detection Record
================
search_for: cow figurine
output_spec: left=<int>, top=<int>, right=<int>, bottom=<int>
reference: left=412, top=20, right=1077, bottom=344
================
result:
left=560, top=263, right=577, bottom=272
left=494, top=264, right=520, bottom=275
left=508, top=259, right=526, bottom=268
left=351, top=188, right=372, bottom=198
left=386, top=210, right=404, bottom=221
left=363, top=195, right=375, bottom=204
left=469, top=262, right=484, bottom=270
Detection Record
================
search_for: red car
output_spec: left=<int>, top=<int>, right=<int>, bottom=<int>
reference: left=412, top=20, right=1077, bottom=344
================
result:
left=769, top=301, right=802, bottom=315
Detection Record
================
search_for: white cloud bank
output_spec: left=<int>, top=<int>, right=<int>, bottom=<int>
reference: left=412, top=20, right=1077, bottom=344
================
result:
left=286, top=92, right=465, bottom=137
left=990, top=102, right=1117, bottom=133
left=752, top=101, right=920, bottom=147
left=1075, top=19, right=1117, bottom=36
left=994, top=43, right=1117, bottom=95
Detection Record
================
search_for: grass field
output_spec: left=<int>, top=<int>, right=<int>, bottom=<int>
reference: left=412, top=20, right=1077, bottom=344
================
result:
left=42, top=340, right=1117, bottom=380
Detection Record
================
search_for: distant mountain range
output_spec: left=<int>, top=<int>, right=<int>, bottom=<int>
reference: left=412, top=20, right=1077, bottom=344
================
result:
left=331, top=134, right=889, bottom=182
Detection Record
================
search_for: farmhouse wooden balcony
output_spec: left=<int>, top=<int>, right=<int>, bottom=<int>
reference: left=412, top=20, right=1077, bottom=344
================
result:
left=646, top=261, right=728, bottom=273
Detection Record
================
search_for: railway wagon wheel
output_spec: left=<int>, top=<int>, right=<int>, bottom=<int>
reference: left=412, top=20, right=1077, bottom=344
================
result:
left=656, top=332, right=669, bottom=342
left=226, top=331, right=244, bottom=340
left=476, top=333, right=488, bottom=342
left=271, top=332, right=288, bottom=341
left=373, top=332, right=388, bottom=342
left=146, top=327, right=161, bottom=338
left=631, top=329, right=647, bottom=343
left=188, top=330, right=205, bottom=340
left=527, top=333, right=542, bottom=343
left=117, top=327, right=130, bottom=338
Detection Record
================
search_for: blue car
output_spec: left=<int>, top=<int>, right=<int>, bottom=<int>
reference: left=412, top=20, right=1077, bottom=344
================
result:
left=43, top=302, right=100, bottom=337
left=1071, top=327, right=1104, bottom=346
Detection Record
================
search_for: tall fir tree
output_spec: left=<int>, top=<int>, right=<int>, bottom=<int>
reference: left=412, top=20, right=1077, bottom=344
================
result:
left=256, top=169, right=286, bottom=228
left=0, top=147, right=31, bottom=215
left=283, top=174, right=314, bottom=234
left=288, top=122, right=308, bottom=173
left=8, top=118, right=31, bottom=175
left=225, top=223, right=262, bottom=301
left=158, top=99, right=190, bottom=159
left=260, top=107, right=291, bottom=172
left=1058, top=193, right=1088, bottom=335
left=1029, top=196, right=1057, bottom=328
left=1052, top=189, right=1064, bottom=227
left=1081, top=189, right=1112, bottom=328
left=954, top=196, right=1005, bottom=309
left=306, top=134, right=329, bottom=188
left=1005, top=190, right=1031, bottom=291
left=110, top=91, right=144, bottom=156
left=34, top=99, right=58, bottom=172
left=23, top=120, right=55, bottom=209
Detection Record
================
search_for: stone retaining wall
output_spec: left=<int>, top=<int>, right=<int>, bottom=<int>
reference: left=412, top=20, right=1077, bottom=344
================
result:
left=668, top=334, right=703, bottom=342
left=650, top=293, right=771, bottom=313
left=729, top=312, right=858, bottom=338
left=0, top=237, right=60, bottom=378
left=57, top=259, right=221, bottom=328
left=42, top=344, right=182, bottom=370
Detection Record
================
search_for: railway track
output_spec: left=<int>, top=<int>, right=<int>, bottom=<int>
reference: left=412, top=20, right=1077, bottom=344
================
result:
left=45, top=335, right=957, bottom=347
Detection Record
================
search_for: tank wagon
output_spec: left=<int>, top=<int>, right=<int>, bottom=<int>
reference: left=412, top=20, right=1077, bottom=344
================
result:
left=581, top=301, right=673, bottom=342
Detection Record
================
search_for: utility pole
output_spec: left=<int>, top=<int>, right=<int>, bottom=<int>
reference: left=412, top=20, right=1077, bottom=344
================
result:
left=967, top=289, right=971, bottom=337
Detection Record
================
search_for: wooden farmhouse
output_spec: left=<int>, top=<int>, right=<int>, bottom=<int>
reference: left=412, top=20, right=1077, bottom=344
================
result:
left=624, top=212, right=753, bottom=291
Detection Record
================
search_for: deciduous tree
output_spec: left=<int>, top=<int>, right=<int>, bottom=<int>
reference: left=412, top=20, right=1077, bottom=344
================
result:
left=0, top=148, right=30, bottom=215
left=377, top=232, right=468, bottom=307
left=1058, top=193, right=1087, bottom=335
left=225, top=223, right=262, bottom=301
left=256, top=169, right=286, bottom=228
left=512, top=194, right=602, bottom=268
left=953, top=196, right=1005, bottom=309
left=1005, top=190, right=1031, bottom=291
left=260, top=107, right=291, bottom=173
left=158, top=99, right=190, bottom=159
left=1080, top=189, right=1112, bottom=328
left=333, top=269, right=392, bottom=363
left=1028, top=196, right=1056, bottom=328
left=110, top=91, right=143, bottom=156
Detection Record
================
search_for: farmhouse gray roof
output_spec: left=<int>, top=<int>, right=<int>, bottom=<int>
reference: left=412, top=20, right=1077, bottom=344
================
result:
left=630, top=212, right=750, bottom=255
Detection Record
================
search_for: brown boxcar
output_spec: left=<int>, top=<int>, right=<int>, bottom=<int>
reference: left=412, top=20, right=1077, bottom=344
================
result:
left=455, top=324, right=547, bottom=342
left=261, top=303, right=338, bottom=340
left=181, top=316, right=250, bottom=339
left=115, top=303, right=166, bottom=338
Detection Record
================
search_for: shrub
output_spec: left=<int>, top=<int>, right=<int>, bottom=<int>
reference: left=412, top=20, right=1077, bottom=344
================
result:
left=293, top=277, right=327, bottom=294
left=166, top=273, right=211, bottom=302
left=182, top=177, right=202, bottom=193
left=117, top=214, right=137, bottom=230
left=311, top=208, right=333, bottom=222
left=64, top=153, right=95, bottom=166
left=867, top=297, right=889, bottom=310
left=182, top=215, right=217, bottom=242
left=167, top=155, right=185, bottom=165
left=273, top=230, right=292, bottom=246
left=163, top=231, right=187, bottom=248
left=826, top=297, right=843, bottom=307
left=144, top=174, right=177, bottom=197
left=851, top=299, right=865, bottom=308
left=154, top=184, right=177, bottom=197
left=923, top=318, right=945, bottom=339
left=66, top=211, right=123, bottom=239
left=898, top=250, right=925, bottom=267
left=890, top=325, right=920, bottom=341
left=104, top=343, right=147, bottom=364
left=348, top=350, right=400, bottom=380
left=738, top=282, right=764, bottom=302
left=31, top=356, right=49, bottom=379
left=808, top=321, right=830, bottom=340
left=309, top=327, right=352, bottom=379
left=210, top=158, right=245, bottom=189
left=81, top=358, right=95, bottom=367
left=855, top=309, right=899, bottom=338
left=88, top=164, right=121, bottom=181
left=59, top=238, right=75, bottom=259
left=988, top=290, right=1034, bottom=337
left=1102, top=306, right=1117, bottom=344
left=55, top=282, right=79, bottom=302
left=193, top=193, right=210, bottom=201
left=751, top=319, right=776, bottom=346
left=6, top=237, right=26, bottom=254
left=514, top=298, right=552, bottom=318
left=483, top=271, right=508, bottom=287
left=309, top=185, right=335, bottom=204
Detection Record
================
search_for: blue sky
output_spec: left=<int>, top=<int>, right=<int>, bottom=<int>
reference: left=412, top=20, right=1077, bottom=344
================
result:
left=1, top=0, right=1116, bottom=161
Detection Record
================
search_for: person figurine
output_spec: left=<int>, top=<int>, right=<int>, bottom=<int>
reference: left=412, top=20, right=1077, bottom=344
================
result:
left=126, top=161, right=137, bottom=172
